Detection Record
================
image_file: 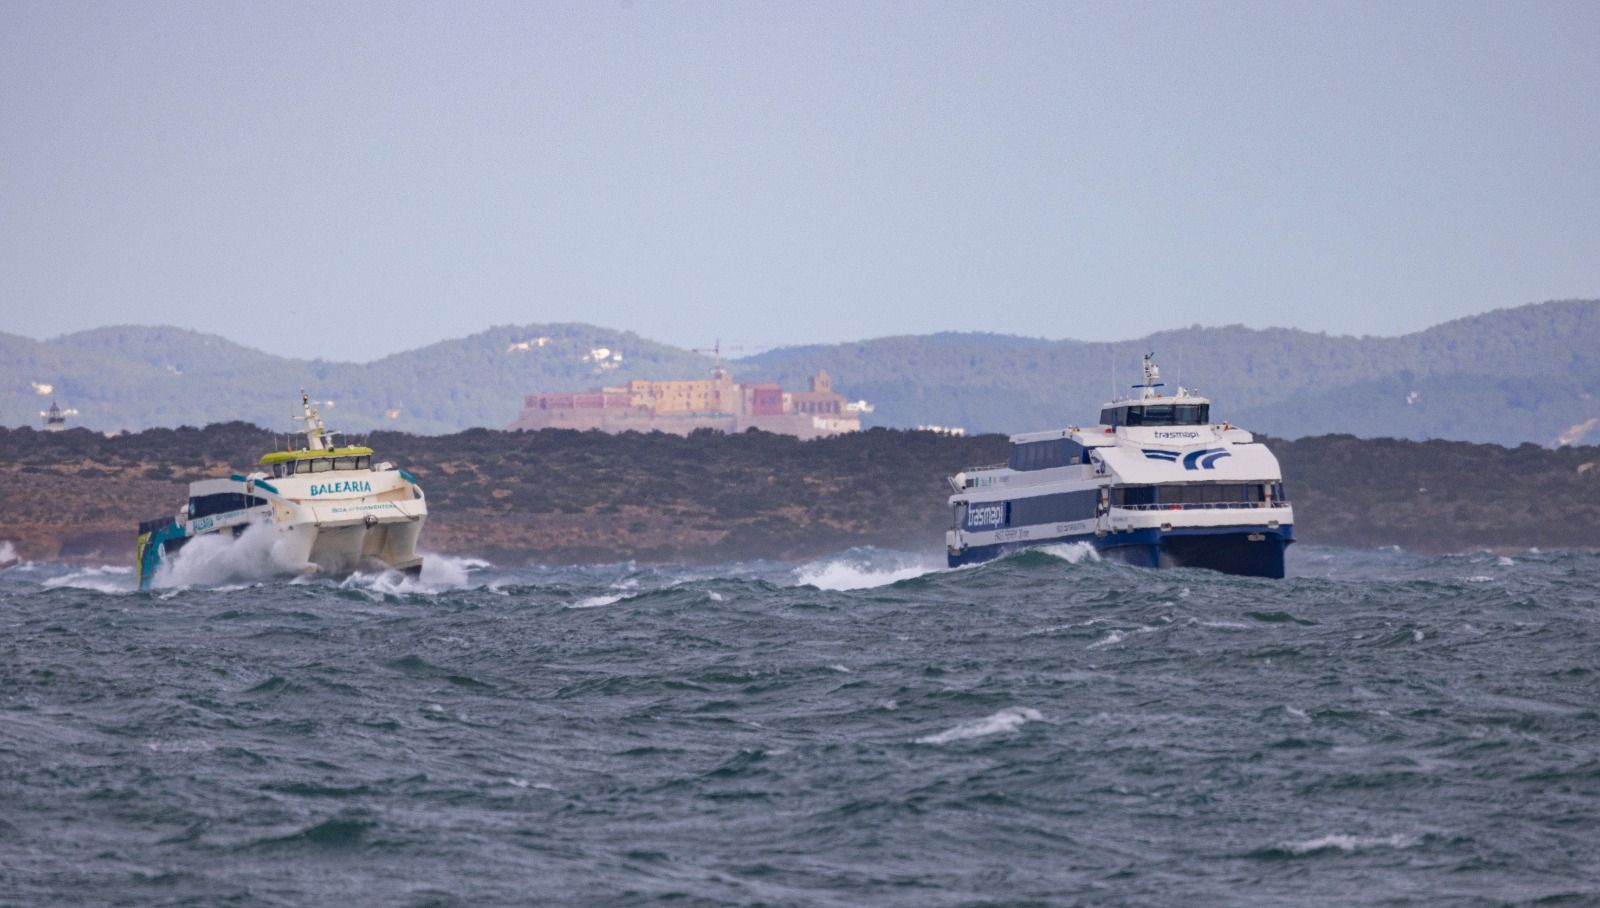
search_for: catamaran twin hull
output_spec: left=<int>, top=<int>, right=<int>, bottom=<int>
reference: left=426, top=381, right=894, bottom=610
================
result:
left=135, top=393, right=427, bottom=589
left=947, top=523, right=1294, bottom=577
left=945, top=354, right=1295, bottom=579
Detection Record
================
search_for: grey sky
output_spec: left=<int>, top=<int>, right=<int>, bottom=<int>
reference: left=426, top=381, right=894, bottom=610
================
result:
left=3, top=1, right=1597, bottom=362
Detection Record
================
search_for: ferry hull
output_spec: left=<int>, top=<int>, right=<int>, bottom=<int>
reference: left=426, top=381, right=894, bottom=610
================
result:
left=948, top=524, right=1294, bottom=579
left=274, top=516, right=426, bottom=577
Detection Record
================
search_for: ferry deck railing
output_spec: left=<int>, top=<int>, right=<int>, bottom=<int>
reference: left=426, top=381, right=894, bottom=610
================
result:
left=960, top=462, right=1009, bottom=474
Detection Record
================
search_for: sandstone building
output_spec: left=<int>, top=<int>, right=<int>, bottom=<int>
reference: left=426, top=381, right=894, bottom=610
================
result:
left=507, top=370, right=862, bottom=439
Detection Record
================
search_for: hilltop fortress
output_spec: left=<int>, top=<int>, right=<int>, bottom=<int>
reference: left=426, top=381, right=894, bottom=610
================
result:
left=507, top=369, right=865, bottom=439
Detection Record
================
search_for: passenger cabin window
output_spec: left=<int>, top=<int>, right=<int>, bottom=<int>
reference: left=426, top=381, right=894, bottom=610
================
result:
left=271, top=464, right=283, bottom=478
left=1008, top=439, right=1084, bottom=471
left=1111, top=483, right=1267, bottom=506
left=1100, top=404, right=1211, bottom=427
left=188, top=492, right=268, bottom=519
left=310, top=458, right=333, bottom=473
left=334, top=456, right=357, bottom=471
left=356, top=456, right=370, bottom=469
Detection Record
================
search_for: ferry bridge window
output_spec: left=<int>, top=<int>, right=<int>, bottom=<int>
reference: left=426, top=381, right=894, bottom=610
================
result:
left=333, top=456, right=358, bottom=471
left=1009, top=440, right=1086, bottom=471
left=1112, top=405, right=1212, bottom=427
left=356, top=456, right=371, bottom=469
left=271, top=464, right=283, bottom=478
left=310, top=458, right=333, bottom=473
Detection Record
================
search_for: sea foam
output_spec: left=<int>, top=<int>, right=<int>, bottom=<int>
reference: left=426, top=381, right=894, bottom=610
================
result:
left=152, top=523, right=309, bottom=589
left=917, top=707, right=1043, bottom=745
left=1036, top=542, right=1102, bottom=564
left=42, top=564, right=134, bottom=594
left=794, top=553, right=939, bottom=591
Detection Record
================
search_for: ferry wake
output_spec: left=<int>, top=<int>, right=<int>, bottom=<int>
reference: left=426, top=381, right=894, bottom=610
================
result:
left=135, top=392, right=427, bottom=588
left=946, top=354, right=1294, bottom=578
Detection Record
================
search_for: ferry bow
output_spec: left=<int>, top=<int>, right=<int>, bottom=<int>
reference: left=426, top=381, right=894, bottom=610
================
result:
left=135, top=392, right=427, bottom=588
left=946, top=353, right=1294, bottom=577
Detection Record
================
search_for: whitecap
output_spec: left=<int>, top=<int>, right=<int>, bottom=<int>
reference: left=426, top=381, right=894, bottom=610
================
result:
left=337, top=552, right=489, bottom=596
left=151, top=523, right=310, bottom=589
left=42, top=564, right=134, bottom=594
left=917, top=707, right=1043, bottom=745
left=1088, top=630, right=1125, bottom=650
left=1195, top=619, right=1253, bottom=630
left=570, top=594, right=623, bottom=609
left=793, top=553, right=939, bottom=590
left=1036, top=542, right=1101, bottom=564
left=1279, top=833, right=1416, bottom=854
left=1497, top=556, right=1515, bottom=566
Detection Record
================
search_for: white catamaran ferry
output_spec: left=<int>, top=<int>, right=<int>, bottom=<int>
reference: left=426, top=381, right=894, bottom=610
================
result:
left=135, top=392, right=427, bottom=588
left=946, top=354, right=1294, bottom=578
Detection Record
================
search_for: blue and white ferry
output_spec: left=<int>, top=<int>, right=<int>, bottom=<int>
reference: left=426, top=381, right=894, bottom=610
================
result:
left=135, top=392, right=427, bottom=589
left=946, top=354, right=1294, bottom=577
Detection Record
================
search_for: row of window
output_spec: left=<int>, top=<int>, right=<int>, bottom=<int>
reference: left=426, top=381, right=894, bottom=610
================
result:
left=1099, top=404, right=1211, bottom=427
left=1111, top=482, right=1287, bottom=506
left=271, top=455, right=371, bottom=478
left=1010, top=490, right=1100, bottom=526
left=959, top=482, right=1289, bottom=531
left=1009, top=439, right=1088, bottom=472
left=188, top=492, right=268, bottom=520
left=959, top=489, right=1100, bottom=531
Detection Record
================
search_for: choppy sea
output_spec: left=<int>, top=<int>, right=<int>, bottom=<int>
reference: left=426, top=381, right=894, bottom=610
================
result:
left=2, top=541, right=1598, bottom=907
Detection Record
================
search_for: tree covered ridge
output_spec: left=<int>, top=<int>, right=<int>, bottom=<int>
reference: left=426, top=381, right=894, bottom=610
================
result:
left=1, top=424, right=1596, bottom=564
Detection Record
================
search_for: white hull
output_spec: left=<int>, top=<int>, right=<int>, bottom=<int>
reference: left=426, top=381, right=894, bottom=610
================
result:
left=137, top=394, right=429, bottom=588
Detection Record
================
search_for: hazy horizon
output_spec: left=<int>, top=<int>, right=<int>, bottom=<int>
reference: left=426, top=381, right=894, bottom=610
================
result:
left=8, top=296, right=1592, bottom=365
left=4, top=2, right=1598, bottom=361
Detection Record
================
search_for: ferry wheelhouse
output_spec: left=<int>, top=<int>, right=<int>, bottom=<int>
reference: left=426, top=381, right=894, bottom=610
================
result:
left=135, top=392, right=427, bottom=588
left=946, top=354, right=1294, bottom=577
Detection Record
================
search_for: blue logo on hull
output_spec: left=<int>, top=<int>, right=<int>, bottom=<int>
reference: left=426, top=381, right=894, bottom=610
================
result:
left=1142, top=448, right=1231, bottom=470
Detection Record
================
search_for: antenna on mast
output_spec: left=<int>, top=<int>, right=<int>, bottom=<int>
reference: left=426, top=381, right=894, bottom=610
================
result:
left=291, top=389, right=337, bottom=451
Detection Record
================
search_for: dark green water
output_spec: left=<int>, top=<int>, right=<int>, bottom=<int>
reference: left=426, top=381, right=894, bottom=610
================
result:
left=2, top=545, right=1597, bottom=906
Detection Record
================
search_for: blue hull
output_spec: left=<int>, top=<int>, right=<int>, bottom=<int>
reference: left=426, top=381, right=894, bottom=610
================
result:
left=948, top=524, right=1294, bottom=579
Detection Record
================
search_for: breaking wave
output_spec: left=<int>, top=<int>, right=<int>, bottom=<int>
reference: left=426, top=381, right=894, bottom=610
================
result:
left=793, top=550, right=942, bottom=590
left=152, top=522, right=310, bottom=589
left=1034, top=541, right=1101, bottom=564
left=41, top=564, right=134, bottom=594
left=336, top=553, right=491, bottom=596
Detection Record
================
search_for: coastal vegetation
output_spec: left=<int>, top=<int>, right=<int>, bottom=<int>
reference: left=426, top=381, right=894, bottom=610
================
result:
left=2, top=425, right=1596, bottom=564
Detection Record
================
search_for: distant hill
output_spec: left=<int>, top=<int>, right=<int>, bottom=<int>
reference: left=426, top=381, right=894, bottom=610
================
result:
left=0, top=324, right=716, bottom=435
left=3, top=299, right=1598, bottom=445
left=736, top=300, right=1600, bottom=445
